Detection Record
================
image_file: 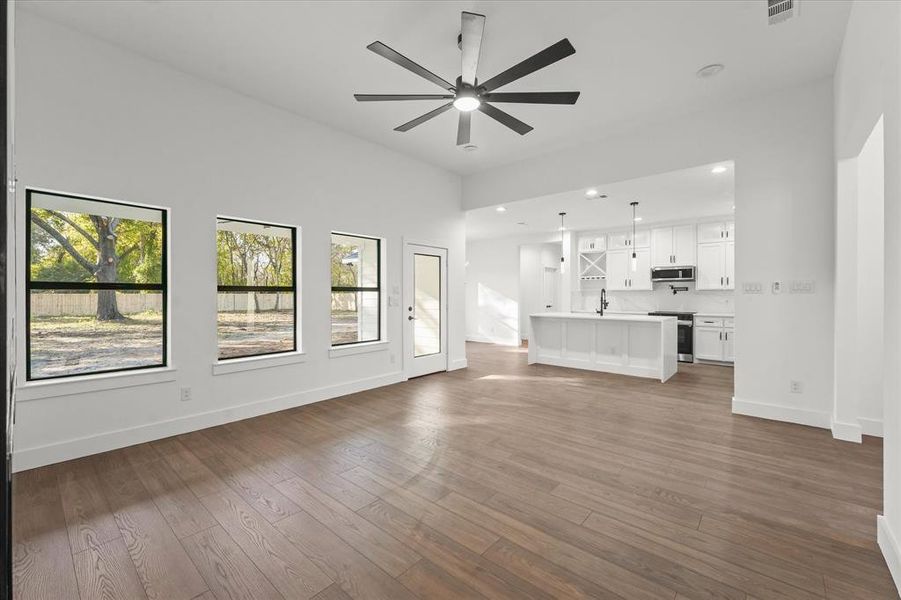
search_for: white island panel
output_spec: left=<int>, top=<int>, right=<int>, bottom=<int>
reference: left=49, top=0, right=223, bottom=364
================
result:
left=529, top=313, right=678, bottom=382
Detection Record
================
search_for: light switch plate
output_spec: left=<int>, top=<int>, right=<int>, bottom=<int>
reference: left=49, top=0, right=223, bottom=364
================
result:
left=742, top=282, right=763, bottom=294
left=790, top=280, right=815, bottom=294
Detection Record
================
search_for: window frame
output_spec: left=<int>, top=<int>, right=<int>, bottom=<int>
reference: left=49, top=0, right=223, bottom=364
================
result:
left=216, top=216, right=298, bottom=361
left=25, top=188, right=169, bottom=382
left=330, top=232, right=383, bottom=347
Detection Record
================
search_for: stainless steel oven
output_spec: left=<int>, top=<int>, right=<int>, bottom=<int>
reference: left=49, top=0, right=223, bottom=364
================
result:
left=648, top=311, right=694, bottom=362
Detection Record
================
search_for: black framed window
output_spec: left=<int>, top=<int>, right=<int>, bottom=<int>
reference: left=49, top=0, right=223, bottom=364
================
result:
left=331, top=233, right=381, bottom=346
left=217, top=218, right=296, bottom=359
left=26, top=189, right=168, bottom=380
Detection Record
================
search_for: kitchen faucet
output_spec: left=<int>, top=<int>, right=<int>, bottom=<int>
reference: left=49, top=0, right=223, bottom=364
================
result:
left=596, top=289, right=609, bottom=316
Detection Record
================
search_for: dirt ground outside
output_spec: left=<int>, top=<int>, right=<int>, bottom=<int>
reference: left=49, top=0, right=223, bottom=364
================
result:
left=30, top=309, right=367, bottom=376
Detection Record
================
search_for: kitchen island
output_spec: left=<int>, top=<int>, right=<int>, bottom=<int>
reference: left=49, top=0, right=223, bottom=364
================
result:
left=528, top=312, right=678, bottom=382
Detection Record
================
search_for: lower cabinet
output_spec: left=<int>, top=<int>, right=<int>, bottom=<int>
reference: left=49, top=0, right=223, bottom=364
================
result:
left=694, top=317, right=734, bottom=363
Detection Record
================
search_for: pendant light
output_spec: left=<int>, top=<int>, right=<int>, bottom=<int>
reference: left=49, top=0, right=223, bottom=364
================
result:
left=558, top=212, right=567, bottom=274
left=630, top=201, right=639, bottom=272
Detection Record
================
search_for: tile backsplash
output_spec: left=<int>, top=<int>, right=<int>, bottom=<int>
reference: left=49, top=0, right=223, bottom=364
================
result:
left=573, top=283, right=734, bottom=315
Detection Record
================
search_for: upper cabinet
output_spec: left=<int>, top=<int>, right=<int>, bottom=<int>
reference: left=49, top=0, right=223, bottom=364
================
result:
left=608, top=229, right=650, bottom=251
left=651, top=224, right=696, bottom=267
left=606, top=249, right=652, bottom=291
left=696, top=221, right=735, bottom=290
left=697, top=221, right=735, bottom=243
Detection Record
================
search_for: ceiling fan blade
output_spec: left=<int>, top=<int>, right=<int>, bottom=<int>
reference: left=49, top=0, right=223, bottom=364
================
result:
left=479, top=38, right=576, bottom=92
left=394, top=102, right=454, bottom=132
left=478, top=103, right=533, bottom=135
left=367, top=41, right=455, bottom=91
left=354, top=94, right=454, bottom=101
left=461, top=11, right=486, bottom=87
left=456, top=111, right=472, bottom=146
left=482, top=91, right=580, bottom=104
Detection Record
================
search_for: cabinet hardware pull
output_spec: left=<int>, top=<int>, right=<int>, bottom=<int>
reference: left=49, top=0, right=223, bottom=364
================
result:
left=720, top=276, right=724, bottom=285
left=719, top=332, right=722, bottom=341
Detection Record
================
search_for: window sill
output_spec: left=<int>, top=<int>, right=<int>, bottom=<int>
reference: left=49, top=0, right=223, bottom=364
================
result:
left=329, top=340, right=389, bottom=358
left=212, top=351, right=307, bottom=375
left=17, top=367, right=178, bottom=402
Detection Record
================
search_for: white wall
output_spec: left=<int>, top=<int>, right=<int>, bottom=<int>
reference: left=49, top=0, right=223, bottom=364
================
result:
left=12, top=13, right=465, bottom=470
left=833, top=0, right=901, bottom=591
left=464, top=78, right=836, bottom=430
left=465, top=232, right=558, bottom=345
left=519, top=242, right=562, bottom=339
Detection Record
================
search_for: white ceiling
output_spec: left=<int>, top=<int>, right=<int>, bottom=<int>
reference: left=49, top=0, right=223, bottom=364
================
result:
left=21, top=1, right=850, bottom=176
left=466, top=161, right=735, bottom=240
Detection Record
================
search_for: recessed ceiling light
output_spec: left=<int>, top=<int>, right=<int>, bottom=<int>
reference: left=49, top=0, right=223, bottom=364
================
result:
left=517, top=221, right=527, bottom=226
left=585, top=188, right=599, bottom=198
left=696, top=63, right=725, bottom=79
left=462, top=144, right=478, bottom=152
left=496, top=206, right=507, bottom=213
left=633, top=217, right=643, bottom=222
left=711, top=165, right=727, bottom=174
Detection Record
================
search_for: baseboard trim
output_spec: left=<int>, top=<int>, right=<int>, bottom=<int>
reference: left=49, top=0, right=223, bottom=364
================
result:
left=731, top=397, right=832, bottom=430
left=877, top=515, right=901, bottom=596
left=860, top=417, right=884, bottom=437
left=13, top=370, right=405, bottom=472
left=465, top=335, right=518, bottom=347
left=449, top=358, right=468, bottom=371
left=831, top=419, right=863, bottom=443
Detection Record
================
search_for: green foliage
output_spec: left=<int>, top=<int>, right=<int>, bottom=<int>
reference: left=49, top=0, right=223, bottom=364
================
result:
left=331, top=243, right=359, bottom=287
left=216, top=230, right=293, bottom=286
left=30, top=208, right=163, bottom=284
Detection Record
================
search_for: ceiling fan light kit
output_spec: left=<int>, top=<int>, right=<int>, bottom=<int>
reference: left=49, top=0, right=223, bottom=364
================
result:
left=354, top=11, right=580, bottom=146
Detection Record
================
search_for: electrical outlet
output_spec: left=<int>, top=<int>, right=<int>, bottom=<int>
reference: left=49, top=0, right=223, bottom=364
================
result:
left=789, top=380, right=803, bottom=394
left=772, top=281, right=783, bottom=294
left=180, top=387, right=192, bottom=402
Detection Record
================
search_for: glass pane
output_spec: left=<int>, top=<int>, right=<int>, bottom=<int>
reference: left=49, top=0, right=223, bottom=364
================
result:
left=29, top=289, right=163, bottom=379
left=217, top=219, right=294, bottom=287
left=217, top=292, right=295, bottom=359
left=331, top=291, right=379, bottom=345
left=414, top=253, right=441, bottom=357
left=331, top=234, right=379, bottom=288
left=30, top=192, right=164, bottom=285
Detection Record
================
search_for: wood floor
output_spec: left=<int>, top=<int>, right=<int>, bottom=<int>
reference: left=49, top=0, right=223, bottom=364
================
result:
left=13, top=342, right=893, bottom=599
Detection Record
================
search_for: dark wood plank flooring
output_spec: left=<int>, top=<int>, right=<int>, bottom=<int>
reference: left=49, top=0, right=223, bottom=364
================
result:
left=13, top=342, right=893, bottom=599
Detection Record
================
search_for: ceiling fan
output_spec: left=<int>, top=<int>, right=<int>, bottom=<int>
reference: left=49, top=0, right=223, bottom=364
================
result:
left=354, top=11, right=580, bottom=146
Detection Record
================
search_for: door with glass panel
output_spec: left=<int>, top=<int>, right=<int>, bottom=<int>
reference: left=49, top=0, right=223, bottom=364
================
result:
left=404, top=244, right=447, bottom=378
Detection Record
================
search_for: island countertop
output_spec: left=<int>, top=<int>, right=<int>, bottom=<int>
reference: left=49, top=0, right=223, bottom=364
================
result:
left=530, top=312, right=676, bottom=324
left=528, top=312, right=678, bottom=382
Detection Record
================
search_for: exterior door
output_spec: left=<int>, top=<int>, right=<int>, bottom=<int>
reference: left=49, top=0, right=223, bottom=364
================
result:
left=404, top=243, right=448, bottom=378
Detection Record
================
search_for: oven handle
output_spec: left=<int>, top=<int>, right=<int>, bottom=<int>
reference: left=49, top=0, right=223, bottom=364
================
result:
left=677, top=320, right=693, bottom=327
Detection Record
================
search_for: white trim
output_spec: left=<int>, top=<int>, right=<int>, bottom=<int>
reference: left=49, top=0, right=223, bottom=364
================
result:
left=13, top=370, right=404, bottom=471
left=329, top=340, right=389, bottom=358
left=17, top=367, right=178, bottom=401
left=731, top=396, right=832, bottom=430
left=877, top=515, right=901, bottom=596
left=465, top=335, right=518, bottom=346
left=212, top=351, right=306, bottom=375
left=449, top=358, right=468, bottom=371
left=831, top=418, right=863, bottom=443
left=860, top=417, right=884, bottom=437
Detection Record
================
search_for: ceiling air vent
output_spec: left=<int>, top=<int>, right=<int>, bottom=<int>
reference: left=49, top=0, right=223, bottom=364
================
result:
left=768, top=0, right=797, bottom=25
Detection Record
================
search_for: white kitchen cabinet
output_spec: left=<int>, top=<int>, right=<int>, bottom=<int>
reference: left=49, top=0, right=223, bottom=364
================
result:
left=694, top=316, right=734, bottom=363
left=651, top=225, right=696, bottom=267
left=606, top=249, right=651, bottom=290
left=696, top=239, right=734, bottom=290
left=578, top=235, right=606, bottom=252
left=697, top=221, right=734, bottom=243
left=608, top=229, right=649, bottom=250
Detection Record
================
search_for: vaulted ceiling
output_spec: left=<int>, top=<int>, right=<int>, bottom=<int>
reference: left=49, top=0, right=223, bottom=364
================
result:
left=21, top=1, right=851, bottom=175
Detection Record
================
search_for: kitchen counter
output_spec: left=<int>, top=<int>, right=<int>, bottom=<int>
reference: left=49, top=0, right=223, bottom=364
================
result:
left=694, top=312, right=735, bottom=318
left=528, top=312, right=678, bottom=382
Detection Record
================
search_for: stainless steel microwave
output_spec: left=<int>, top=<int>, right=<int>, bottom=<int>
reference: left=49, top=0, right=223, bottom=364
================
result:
left=650, top=266, right=696, bottom=282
